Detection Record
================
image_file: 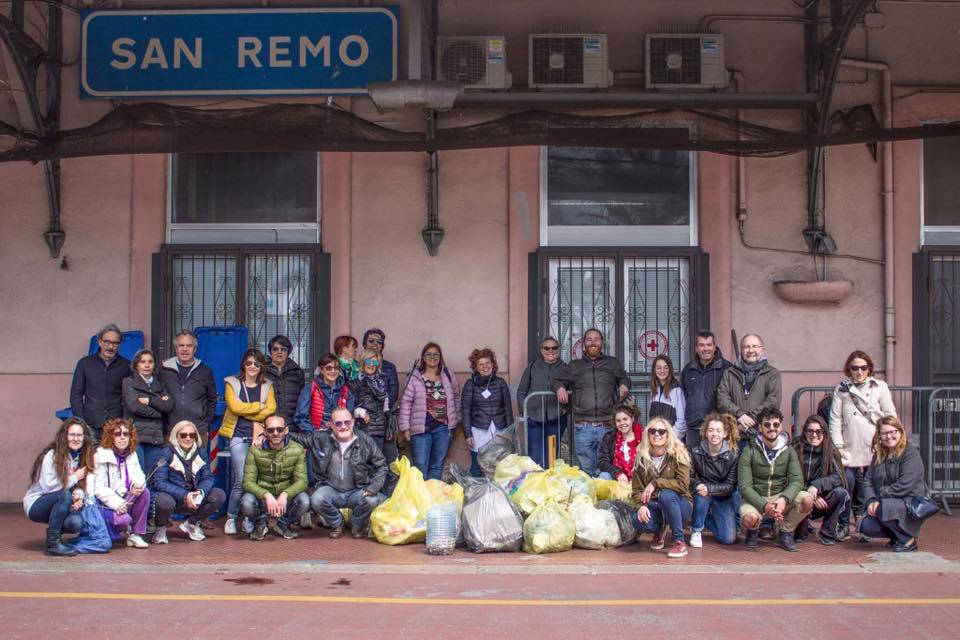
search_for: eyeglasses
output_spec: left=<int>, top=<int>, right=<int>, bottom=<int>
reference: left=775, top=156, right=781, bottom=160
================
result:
left=879, top=430, right=900, bottom=438
left=67, top=434, right=84, bottom=439
left=423, top=352, right=441, bottom=358
left=366, top=338, right=384, bottom=345
left=805, top=429, right=824, bottom=437
left=541, top=345, right=559, bottom=351
left=100, top=339, right=121, bottom=347
left=270, top=346, right=290, bottom=353
left=321, top=364, right=340, bottom=372
left=333, top=419, right=354, bottom=428
left=848, top=365, right=870, bottom=373
left=178, top=432, right=198, bottom=440
left=762, top=421, right=782, bottom=428
left=264, top=427, right=285, bottom=435
left=647, top=428, right=668, bottom=437
left=363, top=358, right=380, bottom=366
left=116, top=431, right=131, bottom=438
left=244, top=360, right=261, bottom=368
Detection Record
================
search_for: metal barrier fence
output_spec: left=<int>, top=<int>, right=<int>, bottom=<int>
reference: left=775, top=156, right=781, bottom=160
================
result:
left=518, top=391, right=574, bottom=467
left=791, top=385, right=959, bottom=514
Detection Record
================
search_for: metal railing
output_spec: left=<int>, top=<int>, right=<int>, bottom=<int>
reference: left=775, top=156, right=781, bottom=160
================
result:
left=518, top=390, right=573, bottom=467
left=790, top=385, right=937, bottom=437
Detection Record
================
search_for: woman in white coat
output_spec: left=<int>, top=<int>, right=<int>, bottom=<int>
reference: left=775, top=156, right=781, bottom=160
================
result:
left=94, top=418, right=150, bottom=548
left=829, top=350, right=896, bottom=540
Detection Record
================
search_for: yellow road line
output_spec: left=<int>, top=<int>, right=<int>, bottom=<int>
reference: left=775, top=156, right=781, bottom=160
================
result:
left=0, top=592, right=958, bottom=607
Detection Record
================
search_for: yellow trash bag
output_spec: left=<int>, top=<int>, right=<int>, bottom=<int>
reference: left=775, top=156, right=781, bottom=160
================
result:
left=510, top=471, right=568, bottom=516
left=523, top=500, right=576, bottom=554
left=425, top=479, right=465, bottom=513
left=593, top=478, right=634, bottom=504
left=493, top=454, right=542, bottom=489
left=545, top=460, right=597, bottom=504
left=370, top=457, right=432, bottom=545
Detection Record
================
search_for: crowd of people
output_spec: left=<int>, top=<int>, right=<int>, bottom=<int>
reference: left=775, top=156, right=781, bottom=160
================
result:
left=25, top=324, right=933, bottom=558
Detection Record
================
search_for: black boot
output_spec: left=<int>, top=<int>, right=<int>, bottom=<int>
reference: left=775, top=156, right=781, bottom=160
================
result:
left=744, top=528, right=760, bottom=549
left=778, top=531, right=799, bottom=552
left=44, top=528, right=77, bottom=557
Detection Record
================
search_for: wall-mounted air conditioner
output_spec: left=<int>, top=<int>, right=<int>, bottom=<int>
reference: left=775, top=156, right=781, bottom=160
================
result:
left=645, top=33, right=727, bottom=90
left=437, top=36, right=512, bottom=89
left=529, top=33, right=611, bottom=89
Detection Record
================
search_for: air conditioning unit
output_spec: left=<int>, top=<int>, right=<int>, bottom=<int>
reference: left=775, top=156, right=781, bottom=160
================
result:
left=437, top=36, right=512, bottom=90
left=529, top=33, right=611, bottom=89
left=645, top=33, right=727, bottom=90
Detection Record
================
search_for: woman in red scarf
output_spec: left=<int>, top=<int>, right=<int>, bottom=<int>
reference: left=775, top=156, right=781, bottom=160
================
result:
left=597, top=404, right=643, bottom=481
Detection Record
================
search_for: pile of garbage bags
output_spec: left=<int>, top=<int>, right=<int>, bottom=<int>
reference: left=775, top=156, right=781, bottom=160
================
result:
left=371, top=454, right=639, bottom=554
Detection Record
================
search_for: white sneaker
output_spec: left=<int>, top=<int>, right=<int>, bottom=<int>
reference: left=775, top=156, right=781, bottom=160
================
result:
left=242, top=517, right=254, bottom=534
left=689, top=531, right=703, bottom=548
left=151, top=528, right=168, bottom=545
left=126, top=533, right=149, bottom=549
left=179, top=521, right=206, bottom=542
left=224, top=518, right=237, bottom=535
left=300, top=512, right=315, bottom=529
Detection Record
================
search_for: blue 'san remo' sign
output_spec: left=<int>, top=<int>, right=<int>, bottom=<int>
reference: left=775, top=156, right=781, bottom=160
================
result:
left=81, top=8, right=398, bottom=97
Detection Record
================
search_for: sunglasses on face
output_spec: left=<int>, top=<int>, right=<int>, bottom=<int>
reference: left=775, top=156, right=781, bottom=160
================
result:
left=762, top=421, right=781, bottom=428
left=322, top=365, right=339, bottom=372
left=542, top=345, right=559, bottom=351
left=849, top=365, right=870, bottom=373
left=265, top=427, right=285, bottom=435
left=333, top=419, right=354, bottom=428
left=178, top=432, right=198, bottom=440
left=366, top=338, right=384, bottom=345
left=647, top=428, right=668, bottom=437
left=363, top=358, right=380, bottom=366
left=805, top=429, right=824, bottom=437
left=116, top=431, right=131, bottom=438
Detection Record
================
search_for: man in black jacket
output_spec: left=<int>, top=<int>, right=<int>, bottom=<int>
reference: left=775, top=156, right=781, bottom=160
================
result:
left=158, top=330, right=217, bottom=451
left=70, top=323, right=130, bottom=442
left=264, top=334, right=305, bottom=426
left=291, top=407, right=387, bottom=539
left=551, top=328, right=631, bottom=477
left=681, top=331, right=732, bottom=449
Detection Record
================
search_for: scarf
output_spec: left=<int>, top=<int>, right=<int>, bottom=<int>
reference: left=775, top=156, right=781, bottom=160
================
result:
left=613, top=423, right=644, bottom=477
left=167, top=425, right=206, bottom=480
left=736, top=357, right=767, bottom=395
left=360, top=372, right=387, bottom=399
left=338, top=357, right=360, bottom=381
left=113, top=449, right=132, bottom=491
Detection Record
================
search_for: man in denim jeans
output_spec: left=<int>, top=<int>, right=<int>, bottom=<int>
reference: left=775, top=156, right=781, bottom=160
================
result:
left=552, top=328, right=631, bottom=477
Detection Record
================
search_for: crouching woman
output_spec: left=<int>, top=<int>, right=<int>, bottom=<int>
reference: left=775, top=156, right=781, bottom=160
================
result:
left=94, top=418, right=151, bottom=548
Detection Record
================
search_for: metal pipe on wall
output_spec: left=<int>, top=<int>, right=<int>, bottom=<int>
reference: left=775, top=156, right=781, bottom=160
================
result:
left=840, top=57, right=895, bottom=383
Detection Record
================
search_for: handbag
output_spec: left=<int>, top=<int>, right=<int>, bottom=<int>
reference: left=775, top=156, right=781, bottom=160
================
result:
left=907, top=495, right=940, bottom=521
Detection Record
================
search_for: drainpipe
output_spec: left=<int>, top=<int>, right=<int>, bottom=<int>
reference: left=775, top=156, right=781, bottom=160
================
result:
left=730, top=71, right=748, bottom=227
left=840, top=57, right=894, bottom=383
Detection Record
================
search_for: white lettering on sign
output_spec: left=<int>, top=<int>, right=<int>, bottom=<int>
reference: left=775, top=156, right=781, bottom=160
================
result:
left=339, top=35, right=369, bottom=67
left=269, top=36, right=292, bottom=68
left=299, top=35, right=331, bottom=67
left=238, top=37, right=263, bottom=68
left=109, top=37, right=202, bottom=70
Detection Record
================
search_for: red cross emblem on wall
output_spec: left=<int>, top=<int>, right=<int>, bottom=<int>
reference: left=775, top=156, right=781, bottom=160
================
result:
left=638, top=330, right=668, bottom=360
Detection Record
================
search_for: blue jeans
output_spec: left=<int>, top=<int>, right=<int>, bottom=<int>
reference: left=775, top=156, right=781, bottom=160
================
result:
left=310, top=486, right=383, bottom=529
left=240, top=491, right=310, bottom=528
left=691, top=493, right=739, bottom=545
left=598, top=471, right=614, bottom=481
left=631, top=489, right=693, bottom=543
left=411, top=427, right=450, bottom=481
left=28, top=490, right=82, bottom=536
left=227, top=437, right=251, bottom=519
left=135, top=443, right=166, bottom=479
left=526, top=418, right=564, bottom=468
left=574, top=422, right=609, bottom=477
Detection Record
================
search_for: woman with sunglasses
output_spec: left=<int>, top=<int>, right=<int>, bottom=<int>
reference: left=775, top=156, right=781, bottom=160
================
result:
left=24, top=417, right=96, bottom=556
left=94, top=418, right=151, bottom=548
left=152, top=420, right=226, bottom=543
left=264, top=335, right=305, bottom=427
left=221, top=348, right=276, bottom=536
left=859, top=416, right=929, bottom=552
left=631, top=416, right=694, bottom=558
left=791, top=415, right=849, bottom=545
left=294, top=353, right=356, bottom=432
left=354, top=349, right=394, bottom=458
left=828, top=350, right=896, bottom=540
left=516, top=337, right=568, bottom=468
left=399, top=343, right=460, bottom=481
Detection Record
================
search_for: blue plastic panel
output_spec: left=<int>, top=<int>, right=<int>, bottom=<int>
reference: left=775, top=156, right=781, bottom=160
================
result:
left=194, top=326, right=250, bottom=401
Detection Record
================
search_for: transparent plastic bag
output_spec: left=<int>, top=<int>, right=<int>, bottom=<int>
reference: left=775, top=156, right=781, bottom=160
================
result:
left=370, top=457, right=432, bottom=545
left=568, top=495, right=621, bottom=549
left=546, top=460, right=596, bottom=503
left=595, top=499, right=638, bottom=547
left=523, top=500, right=575, bottom=554
left=477, top=424, right=519, bottom=479
left=453, top=465, right=524, bottom=553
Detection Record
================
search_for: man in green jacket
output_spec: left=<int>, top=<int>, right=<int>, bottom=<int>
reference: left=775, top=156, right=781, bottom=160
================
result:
left=738, top=407, right=812, bottom=552
left=240, top=415, right=309, bottom=541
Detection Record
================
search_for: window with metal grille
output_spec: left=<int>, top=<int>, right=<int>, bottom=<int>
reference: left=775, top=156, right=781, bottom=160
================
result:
left=542, top=146, right=696, bottom=246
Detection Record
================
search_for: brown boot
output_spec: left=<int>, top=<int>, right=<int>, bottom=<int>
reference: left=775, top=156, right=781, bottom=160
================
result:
left=329, top=525, right=343, bottom=539
left=351, top=524, right=368, bottom=539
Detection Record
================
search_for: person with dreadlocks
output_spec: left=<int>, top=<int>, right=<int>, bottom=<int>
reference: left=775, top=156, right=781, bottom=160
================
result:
left=24, top=418, right=96, bottom=556
left=791, top=415, right=850, bottom=545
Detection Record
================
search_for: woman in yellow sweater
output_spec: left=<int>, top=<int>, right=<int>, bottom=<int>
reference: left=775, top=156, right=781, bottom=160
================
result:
left=221, top=348, right=276, bottom=535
